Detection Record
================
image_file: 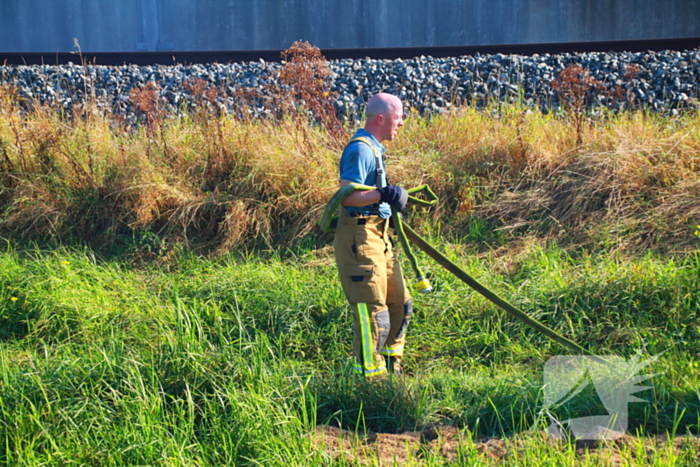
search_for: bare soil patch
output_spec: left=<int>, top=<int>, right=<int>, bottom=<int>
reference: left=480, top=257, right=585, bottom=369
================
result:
left=312, top=425, right=700, bottom=465
left=311, top=424, right=507, bottom=465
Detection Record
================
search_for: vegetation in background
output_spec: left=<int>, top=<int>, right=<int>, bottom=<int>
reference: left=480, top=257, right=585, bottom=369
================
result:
left=1, top=42, right=700, bottom=465
left=1, top=77, right=700, bottom=258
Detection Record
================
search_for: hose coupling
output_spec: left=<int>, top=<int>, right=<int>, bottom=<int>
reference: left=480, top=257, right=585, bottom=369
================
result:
left=415, top=276, right=433, bottom=294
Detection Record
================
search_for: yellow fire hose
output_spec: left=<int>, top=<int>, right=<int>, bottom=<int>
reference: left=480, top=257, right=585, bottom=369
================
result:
left=320, top=183, right=595, bottom=356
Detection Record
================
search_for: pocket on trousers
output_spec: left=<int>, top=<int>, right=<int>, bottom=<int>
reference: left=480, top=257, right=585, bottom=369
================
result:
left=342, top=264, right=379, bottom=304
left=353, top=231, right=384, bottom=264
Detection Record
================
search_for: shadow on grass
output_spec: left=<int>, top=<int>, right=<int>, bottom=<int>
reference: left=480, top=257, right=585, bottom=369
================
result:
left=311, top=364, right=700, bottom=439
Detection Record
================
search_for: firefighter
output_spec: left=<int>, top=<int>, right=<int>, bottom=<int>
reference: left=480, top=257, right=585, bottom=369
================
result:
left=333, top=92, right=412, bottom=378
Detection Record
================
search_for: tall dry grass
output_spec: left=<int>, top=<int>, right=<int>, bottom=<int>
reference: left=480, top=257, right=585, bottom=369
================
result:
left=1, top=73, right=700, bottom=256
left=0, top=83, right=340, bottom=256
left=390, top=105, right=700, bottom=253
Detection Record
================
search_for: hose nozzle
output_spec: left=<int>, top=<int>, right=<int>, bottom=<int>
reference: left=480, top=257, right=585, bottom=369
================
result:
left=416, top=276, right=433, bottom=294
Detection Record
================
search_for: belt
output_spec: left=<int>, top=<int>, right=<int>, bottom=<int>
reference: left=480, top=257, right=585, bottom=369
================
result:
left=356, top=217, right=377, bottom=225
left=337, top=211, right=386, bottom=224
left=348, top=214, right=383, bottom=223
left=347, top=205, right=381, bottom=217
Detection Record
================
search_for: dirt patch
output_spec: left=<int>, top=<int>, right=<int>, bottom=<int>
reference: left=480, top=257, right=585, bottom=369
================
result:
left=311, top=425, right=700, bottom=466
left=311, top=424, right=506, bottom=465
left=312, top=425, right=421, bottom=465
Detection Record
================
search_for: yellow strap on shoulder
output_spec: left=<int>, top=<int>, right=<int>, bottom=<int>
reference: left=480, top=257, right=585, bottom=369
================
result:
left=349, top=136, right=378, bottom=157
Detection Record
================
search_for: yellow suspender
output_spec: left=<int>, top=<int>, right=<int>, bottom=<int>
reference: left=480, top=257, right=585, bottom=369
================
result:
left=348, top=136, right=384, bottom=189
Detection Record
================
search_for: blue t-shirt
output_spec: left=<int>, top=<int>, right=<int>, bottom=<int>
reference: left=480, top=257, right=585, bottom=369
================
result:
left=339, top=129, right=392, bottom=218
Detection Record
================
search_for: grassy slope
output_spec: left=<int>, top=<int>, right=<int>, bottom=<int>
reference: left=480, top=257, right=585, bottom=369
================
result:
left=2, top=96, right=700, bottom=464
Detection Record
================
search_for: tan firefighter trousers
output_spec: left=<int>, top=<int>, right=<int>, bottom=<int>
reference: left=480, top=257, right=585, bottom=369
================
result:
left=334, top=209, right=412, bottom=377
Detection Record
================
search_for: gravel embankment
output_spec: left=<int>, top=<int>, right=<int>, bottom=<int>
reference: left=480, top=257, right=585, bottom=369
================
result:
left=1, top=48, right=698, bottom=119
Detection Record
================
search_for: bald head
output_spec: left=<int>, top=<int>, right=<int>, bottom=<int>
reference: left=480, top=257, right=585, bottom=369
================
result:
left=365, top=93, right=402, bottom=120
left=363, top=93, right=404, bottom=143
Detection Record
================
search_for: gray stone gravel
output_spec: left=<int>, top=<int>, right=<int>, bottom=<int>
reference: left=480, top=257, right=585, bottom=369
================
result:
left=1, top=48, right=698, bottom=122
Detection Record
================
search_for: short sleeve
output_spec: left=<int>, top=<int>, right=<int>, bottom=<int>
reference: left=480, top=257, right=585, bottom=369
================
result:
left=339, top=141, right=376, bottom=185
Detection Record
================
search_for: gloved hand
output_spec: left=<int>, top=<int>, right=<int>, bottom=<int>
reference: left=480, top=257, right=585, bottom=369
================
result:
left=379, top=185, right=409, bottom=211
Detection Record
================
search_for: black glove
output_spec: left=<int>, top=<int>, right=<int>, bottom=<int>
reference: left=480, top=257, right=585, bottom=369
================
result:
left=379, top=185, right=409, bottom=211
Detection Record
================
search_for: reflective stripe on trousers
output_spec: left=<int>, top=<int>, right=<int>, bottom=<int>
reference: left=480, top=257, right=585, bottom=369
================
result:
left=334, top=211, right=410, bottom=378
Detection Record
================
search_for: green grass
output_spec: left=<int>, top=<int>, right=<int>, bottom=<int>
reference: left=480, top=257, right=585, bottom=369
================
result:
left=1, top=242, right=699, bottom=465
